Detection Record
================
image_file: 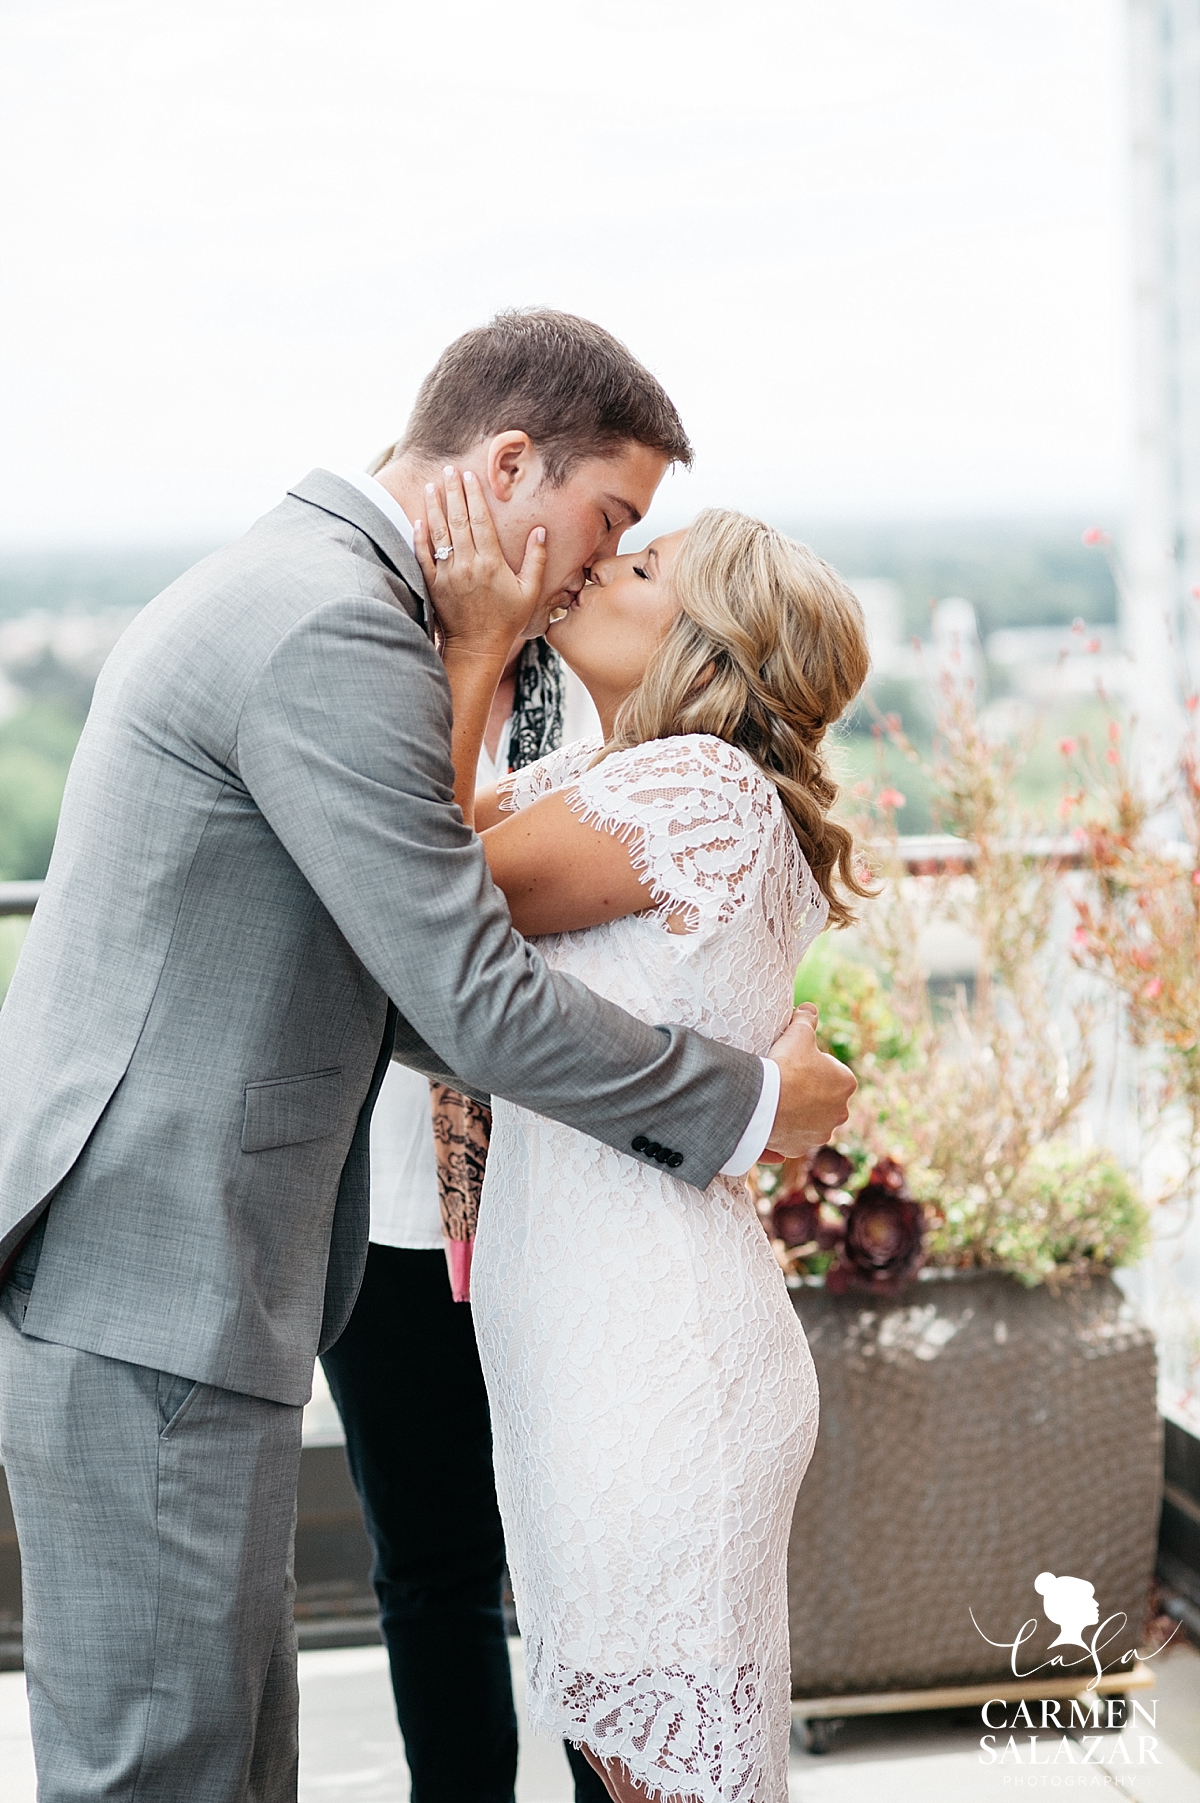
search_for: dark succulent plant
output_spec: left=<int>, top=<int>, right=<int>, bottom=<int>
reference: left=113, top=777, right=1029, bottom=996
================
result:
left=807, top=1146, right=854, bottom=1190
left=861, top=1155, right=906, bottom=1194
left=771, top=1194, right=818, bottom=1248
left=825, top=1157, right=926, bottom=1296
left=770, top=1145, right=854, bottom=1250
left=772, top=1195, right=846, bottom=1251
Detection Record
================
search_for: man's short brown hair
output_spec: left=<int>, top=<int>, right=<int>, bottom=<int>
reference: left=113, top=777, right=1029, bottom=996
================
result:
left=378, top=308, right=692, bottom=485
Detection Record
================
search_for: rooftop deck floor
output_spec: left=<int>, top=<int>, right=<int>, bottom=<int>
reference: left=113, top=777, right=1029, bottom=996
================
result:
left=2, top=1639, right=1198, bottom=1799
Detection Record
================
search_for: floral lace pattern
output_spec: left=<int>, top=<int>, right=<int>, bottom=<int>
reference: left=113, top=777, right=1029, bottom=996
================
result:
left=497, top=735, right=604, bottom=811
left=476, top=734, right=826, bottom=1800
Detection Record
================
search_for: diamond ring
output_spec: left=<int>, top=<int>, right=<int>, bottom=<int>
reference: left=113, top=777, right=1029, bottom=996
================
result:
left=433, top=545, right=453, bottom=562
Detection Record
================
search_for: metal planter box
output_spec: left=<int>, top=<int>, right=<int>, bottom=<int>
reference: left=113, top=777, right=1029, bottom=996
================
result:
left=787, top=1271, right=1162, bottom=1697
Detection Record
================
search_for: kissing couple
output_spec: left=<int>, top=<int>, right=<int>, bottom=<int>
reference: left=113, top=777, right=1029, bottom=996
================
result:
left=0, top=309, right=867, bottom=1802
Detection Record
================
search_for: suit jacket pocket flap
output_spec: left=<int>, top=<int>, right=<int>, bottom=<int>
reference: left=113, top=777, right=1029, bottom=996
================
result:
left=242, top=1067, right=343, bottom=1154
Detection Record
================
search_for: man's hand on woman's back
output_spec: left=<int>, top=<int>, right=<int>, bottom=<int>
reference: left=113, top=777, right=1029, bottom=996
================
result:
left=764, top=1006, right=856, bottom=1159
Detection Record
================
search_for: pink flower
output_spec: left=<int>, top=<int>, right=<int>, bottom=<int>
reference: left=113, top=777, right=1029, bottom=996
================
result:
left=1058, top=737, right=1077, bottom=756
left=1188, top=695, right=1199, bottom=714
left=1081, top=527, right=1108, bottom=547
left=1108, top=720, right=1121, bottom=742
left=877, top=788, right=906, bottom=811
left=1086, top=638, right=1102, bottom=653
left=1192, top=871, right=1200, bottom=886
left=1072, top=926, right=1089, bottom=948
left=1106, top=748, right=1120, bottom=765
left=1144, top=977, right=1163, bottom=999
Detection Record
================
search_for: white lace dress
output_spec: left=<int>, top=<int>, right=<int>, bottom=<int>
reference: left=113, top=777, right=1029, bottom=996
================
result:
left=472, top=733, right=827, bottom=1801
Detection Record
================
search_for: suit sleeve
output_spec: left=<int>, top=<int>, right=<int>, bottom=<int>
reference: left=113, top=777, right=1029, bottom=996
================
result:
left=234, top=594, right=763, bottom=1189
left=387, top=1007, right=490, bottom=1105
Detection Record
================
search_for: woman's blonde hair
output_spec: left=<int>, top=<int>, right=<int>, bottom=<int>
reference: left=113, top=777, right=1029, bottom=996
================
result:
left=602, top=508, right=871, bottom=928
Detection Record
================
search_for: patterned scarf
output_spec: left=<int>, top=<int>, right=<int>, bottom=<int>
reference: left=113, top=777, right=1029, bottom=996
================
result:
left=432, top=638, right=565, bottom=1300
left=508, top=634, right=566, bottom=771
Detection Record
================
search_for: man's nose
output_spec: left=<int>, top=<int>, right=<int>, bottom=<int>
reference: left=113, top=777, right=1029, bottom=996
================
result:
left=592, top=517, right=625, bottom=561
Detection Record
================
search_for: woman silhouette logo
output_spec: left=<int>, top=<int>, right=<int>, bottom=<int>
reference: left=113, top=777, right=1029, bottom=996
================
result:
left=1034, top=1572, right=1101, bottom=1649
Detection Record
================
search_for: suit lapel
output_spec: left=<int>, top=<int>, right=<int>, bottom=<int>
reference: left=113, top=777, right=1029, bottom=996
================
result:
left=287, top=469, right=431, bottom=634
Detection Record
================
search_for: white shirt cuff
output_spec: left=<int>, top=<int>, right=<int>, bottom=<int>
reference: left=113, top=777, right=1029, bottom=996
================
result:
left=720, top=1057, right=780, bottom=1177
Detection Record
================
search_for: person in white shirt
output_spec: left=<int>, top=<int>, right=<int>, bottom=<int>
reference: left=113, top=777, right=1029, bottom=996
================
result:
left=367, top=636, right=548, bottom=1266
left=321, top=550, right=609, bottom=1802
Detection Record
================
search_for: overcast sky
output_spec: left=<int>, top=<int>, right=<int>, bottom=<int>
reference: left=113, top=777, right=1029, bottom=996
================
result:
left=0, top=0, right=1129, bottom=546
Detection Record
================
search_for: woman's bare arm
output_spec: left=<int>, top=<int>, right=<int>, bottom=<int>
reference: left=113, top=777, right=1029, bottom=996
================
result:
left=475, top=783, right=507, bottom=832
left=440, top=648, right=510, bottom=827
left=481, top=791, right=676, bottom=937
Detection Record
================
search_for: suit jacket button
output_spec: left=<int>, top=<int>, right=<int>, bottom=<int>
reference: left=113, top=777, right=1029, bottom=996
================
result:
left=670, top=1153, right=684, bottom=1168
left=632, top=1135, right=649, bottom=1153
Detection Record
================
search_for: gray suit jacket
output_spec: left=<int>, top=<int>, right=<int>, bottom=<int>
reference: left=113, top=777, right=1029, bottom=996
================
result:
left=0, top=472, right=762, bottom=1403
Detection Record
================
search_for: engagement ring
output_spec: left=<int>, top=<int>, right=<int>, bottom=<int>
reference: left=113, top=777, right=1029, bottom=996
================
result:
left=433, top=546, right=453, bottom=562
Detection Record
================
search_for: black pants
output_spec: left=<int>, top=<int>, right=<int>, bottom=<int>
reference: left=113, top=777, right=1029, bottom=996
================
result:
left=322, top=1245, right=607, bottom=1803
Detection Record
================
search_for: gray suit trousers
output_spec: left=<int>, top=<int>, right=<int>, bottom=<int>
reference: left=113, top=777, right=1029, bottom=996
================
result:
left=0, top=1242, right=303, bottom=1803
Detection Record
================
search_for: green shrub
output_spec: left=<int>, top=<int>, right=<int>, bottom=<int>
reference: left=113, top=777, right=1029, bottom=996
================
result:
left=0, top=703, right=81, bottom=880
left=794, top=935, right=912, bottom=1071
left=926, top=1142, right=1150, bottom=1288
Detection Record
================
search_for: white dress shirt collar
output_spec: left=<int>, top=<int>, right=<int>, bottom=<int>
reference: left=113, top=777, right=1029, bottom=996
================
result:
left=327, top=467, right=415, bottom=552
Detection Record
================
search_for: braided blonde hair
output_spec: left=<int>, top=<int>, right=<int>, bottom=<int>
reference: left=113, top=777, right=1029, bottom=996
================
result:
left=601, top=508, right=871, bottom=928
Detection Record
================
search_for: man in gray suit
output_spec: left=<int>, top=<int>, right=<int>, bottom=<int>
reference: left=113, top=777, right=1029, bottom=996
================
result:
left=0, top=309, right=853, bottom=1801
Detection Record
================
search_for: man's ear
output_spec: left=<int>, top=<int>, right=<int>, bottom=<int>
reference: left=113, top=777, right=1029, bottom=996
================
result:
left=485, top=431, right=538, bottom=503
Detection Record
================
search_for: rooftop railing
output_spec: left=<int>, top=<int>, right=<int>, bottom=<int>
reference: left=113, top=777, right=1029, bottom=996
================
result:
left=0, top=882, right=44, bottom=918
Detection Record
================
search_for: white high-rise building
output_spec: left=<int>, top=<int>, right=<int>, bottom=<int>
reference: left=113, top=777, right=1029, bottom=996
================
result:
left=1126, top=0, right=1200, bottom=775
left=1124, top=4, right=1200, bottom=1442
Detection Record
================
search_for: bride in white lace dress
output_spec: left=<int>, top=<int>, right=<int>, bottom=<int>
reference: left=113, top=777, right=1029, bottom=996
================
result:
left=437, top=503, right=868, bottom=1801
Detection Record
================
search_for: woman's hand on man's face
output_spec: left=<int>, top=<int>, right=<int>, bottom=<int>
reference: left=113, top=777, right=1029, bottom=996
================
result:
left=414, top=467, right=548, bottom=657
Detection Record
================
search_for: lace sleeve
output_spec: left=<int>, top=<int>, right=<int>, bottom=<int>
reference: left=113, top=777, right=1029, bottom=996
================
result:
left=563, top=733, right=791, bottom=937
left=496, top=737, right=603, bottom=814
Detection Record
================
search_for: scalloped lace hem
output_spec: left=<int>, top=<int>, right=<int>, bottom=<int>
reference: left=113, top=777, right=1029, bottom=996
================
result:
left=525, top=1651, right=771, bottom=1803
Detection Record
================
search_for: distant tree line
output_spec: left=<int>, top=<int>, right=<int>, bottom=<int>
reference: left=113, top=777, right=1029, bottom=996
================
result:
left=0, top=521, right=1121, bottom=882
